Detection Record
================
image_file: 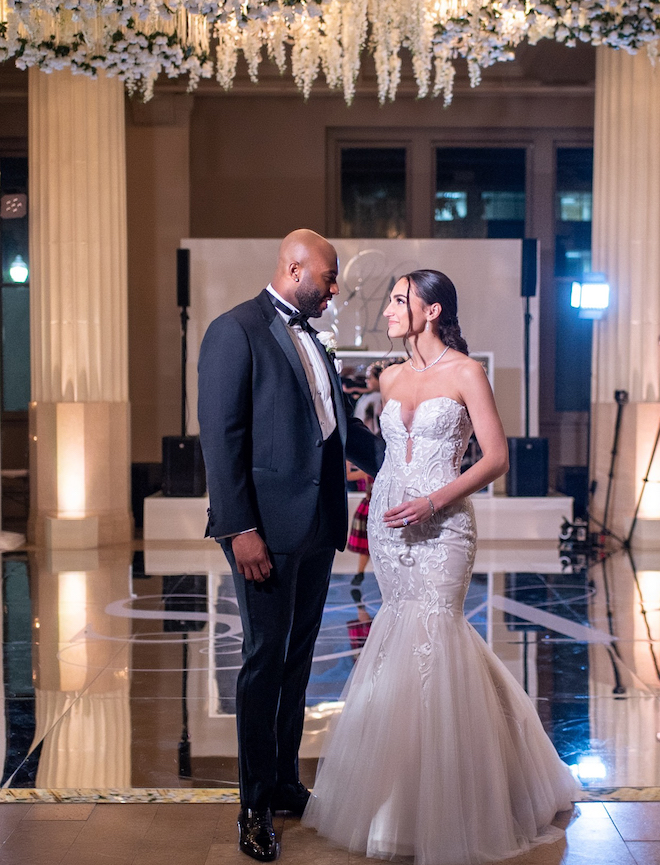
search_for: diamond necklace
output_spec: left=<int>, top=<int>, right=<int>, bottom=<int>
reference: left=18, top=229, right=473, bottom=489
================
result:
left=409, top=345, right=450, bottom=373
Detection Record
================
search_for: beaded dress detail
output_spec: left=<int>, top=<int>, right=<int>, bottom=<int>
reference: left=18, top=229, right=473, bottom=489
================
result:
left=303, top=397, right=577, bottom=865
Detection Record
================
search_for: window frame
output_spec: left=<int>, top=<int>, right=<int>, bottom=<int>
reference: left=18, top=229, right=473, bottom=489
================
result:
left=431, top=140, right=530, bottom=239
left=327, top=130, right=416, bottom=238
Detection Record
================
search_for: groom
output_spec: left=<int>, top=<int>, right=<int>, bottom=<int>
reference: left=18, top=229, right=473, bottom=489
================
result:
left=198, top=230, right=385, bottom=861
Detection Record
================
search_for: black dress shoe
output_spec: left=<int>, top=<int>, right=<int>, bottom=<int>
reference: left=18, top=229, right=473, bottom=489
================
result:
left=271, top=781, right=311, bottom=817
left=350, top=588, right=363, bottom=604
left=238, top=808, right=280, bottom=861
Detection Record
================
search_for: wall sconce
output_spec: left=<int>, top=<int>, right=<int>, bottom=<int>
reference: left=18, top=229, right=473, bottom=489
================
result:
left=9, top=255, right=29, bottom=283
left=570, top=272, right=610, bottom=319
left=0, top=193, right=27, bottom=219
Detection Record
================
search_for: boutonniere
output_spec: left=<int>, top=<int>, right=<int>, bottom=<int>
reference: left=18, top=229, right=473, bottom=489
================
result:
left=317, top=331, right=342, bottom=373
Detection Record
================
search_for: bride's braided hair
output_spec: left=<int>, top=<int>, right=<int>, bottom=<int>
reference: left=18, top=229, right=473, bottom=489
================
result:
left=403, top=269, right=469, bottom=356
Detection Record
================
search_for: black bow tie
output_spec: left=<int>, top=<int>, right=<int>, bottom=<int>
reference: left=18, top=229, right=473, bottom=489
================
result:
left=288, top=311, right=310, bottom=329
left=271, top=297, right=310, bottom=330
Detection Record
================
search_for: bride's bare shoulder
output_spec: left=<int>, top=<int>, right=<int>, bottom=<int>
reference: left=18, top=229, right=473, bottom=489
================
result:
left=380, top=361, right=406, bottom=384
left=379, top=359, right=407, bottom=401
left=453, top=352, right=486, bottom=376
left=452, top=352, right=492, bottom=397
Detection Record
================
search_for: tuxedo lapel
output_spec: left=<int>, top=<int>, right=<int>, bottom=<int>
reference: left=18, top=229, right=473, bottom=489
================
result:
left=268, top=313, right=315, bottom=403
left=310, top=330, right=347, bottom=446
left=255, top=291, right=323, bottom=434
left=256, top=290, right=346, bottom=445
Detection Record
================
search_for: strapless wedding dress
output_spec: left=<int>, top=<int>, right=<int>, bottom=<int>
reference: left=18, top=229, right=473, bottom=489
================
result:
left=303, top=397, right=577, bottom=865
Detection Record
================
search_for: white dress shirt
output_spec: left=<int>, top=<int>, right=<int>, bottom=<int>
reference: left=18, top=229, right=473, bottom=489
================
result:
left=221, top=286, right=338, bottom=540
left=266, top=284, right=337, bottom=440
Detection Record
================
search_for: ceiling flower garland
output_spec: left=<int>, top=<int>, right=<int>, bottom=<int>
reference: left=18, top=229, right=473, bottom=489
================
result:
left=1, top=0, right=660, bottom=104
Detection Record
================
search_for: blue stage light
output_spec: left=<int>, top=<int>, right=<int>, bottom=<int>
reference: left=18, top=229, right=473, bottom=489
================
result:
left=570, top=273, right=609, bottom=319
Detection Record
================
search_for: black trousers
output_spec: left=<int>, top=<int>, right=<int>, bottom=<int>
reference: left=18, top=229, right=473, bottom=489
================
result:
left=223, top=438, right=342, bottom=810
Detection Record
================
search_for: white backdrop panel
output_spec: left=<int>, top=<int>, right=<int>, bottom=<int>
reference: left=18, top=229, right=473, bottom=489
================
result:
left=182, top=238, right=539, bottom=438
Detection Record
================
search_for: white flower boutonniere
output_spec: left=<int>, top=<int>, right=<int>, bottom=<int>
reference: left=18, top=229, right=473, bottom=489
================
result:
left=317, top=331, right=343, bottom=373
left=317, top=331, right=338, bottom=354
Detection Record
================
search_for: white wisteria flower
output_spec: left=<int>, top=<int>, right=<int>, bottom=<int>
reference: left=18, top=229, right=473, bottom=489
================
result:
left=1, top=1, right=660, bottom=105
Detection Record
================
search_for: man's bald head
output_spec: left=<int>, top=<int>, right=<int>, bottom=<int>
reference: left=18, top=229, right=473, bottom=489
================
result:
left=272, top=229, right=339, bottom=317
left=274, top=229, right=337, bottom=282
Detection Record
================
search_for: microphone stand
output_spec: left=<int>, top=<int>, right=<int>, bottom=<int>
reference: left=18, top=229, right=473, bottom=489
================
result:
left=524, top=294, right=531, bottom=438
left=180, top=301, right=189, bottom=439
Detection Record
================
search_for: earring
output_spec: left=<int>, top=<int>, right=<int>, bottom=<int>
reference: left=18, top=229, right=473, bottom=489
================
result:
left=294, top=277, right=299, bottom=283
left=425, top=320, right=430, bottom=332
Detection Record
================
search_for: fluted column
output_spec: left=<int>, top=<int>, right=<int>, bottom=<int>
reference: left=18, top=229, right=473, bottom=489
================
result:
left=29, top=548, right=132, bottom=788
left=28, top=68, right=132, bottom=547
left=590, top=49, right=660, bottom=548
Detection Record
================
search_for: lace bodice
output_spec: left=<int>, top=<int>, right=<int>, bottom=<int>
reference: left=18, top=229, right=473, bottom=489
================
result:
left=370, top=396, right=475, bottom=550
left=379, top=396, right=473, bottom=486
left=367, top=395, right=478, bottom=695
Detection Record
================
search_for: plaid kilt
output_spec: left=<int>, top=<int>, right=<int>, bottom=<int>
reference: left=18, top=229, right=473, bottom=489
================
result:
left=347, top=496, right=370, bottom=554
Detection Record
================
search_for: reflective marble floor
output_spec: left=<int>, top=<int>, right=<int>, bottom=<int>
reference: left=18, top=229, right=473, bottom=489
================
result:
left=2, top=539, right=660, bottom=801
left=0, top=801, right=660, bottom=865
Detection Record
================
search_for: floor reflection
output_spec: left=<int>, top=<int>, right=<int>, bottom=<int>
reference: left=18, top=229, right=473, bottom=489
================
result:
left=2, top=542, right=660, bottom=796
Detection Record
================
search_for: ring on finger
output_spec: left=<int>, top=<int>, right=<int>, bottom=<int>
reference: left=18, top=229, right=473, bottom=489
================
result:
left=402, top=517, right=409, bottom=527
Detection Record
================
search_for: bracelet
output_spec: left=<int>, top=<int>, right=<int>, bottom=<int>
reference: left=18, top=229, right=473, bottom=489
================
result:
left=426, top=496, right=435, bottom=518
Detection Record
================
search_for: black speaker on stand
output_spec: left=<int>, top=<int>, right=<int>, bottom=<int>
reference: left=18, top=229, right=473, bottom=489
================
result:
left=162, top=248, right=206, bottom=498
left=162, top=436, right=206, bottom=497
left=506, top=239, right=549, bottom=497
left=521, top=237, right=537, bottom=439
left=506, top=437, right=548, bottom=497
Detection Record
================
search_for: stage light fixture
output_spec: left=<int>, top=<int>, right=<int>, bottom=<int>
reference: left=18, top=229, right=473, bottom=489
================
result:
left=569, top=755, right=607, bottom=781
left=9, top=255, right=28, bottom=283
left=570, top=273, right=610, bottom=319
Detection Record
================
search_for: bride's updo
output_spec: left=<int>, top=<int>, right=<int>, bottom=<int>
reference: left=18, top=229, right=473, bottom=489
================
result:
left=403, top=269, right=469, bottom=356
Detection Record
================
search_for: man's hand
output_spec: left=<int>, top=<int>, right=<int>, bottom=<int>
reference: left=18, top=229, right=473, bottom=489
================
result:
left=232, top=531, right=273, bottom=582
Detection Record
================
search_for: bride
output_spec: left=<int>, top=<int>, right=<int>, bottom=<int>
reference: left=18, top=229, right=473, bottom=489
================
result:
left=302, top=269, right=577, bottom=864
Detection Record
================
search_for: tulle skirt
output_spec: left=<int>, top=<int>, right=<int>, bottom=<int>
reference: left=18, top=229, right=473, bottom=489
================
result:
left=302, top=601, right=578, bottom=865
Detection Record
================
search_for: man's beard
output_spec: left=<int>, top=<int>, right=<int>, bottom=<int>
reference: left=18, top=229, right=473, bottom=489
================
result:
left=295, top=278, right=328, bottom=318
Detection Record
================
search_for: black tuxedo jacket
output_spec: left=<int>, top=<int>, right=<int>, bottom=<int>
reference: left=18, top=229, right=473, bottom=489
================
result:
left=198, top=289, right=386, bottom=554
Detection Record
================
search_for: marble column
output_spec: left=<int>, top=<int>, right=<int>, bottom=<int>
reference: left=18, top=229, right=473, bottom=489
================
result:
left=125, top=94, right=192, bottom=463
left=590, top=48, right=660, bottom=549
left=29, top=548, right=132, bottom=788
left=28, top=68, right=132, bottom=547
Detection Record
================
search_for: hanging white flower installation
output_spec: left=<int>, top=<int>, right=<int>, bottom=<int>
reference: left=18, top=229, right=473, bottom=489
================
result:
left=1, top=0, right=660, bottom=104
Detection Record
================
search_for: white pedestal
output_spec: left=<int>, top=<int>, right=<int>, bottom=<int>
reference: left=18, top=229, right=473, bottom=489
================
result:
left=45, top=516, right=98, bottom=550
left=144, top=491, right=209, bottom=541
left=631, top=517, right=660, bottom=551
left=471, top=494, right=573, bottom=541
left=144, top=491, right=573, bottom=548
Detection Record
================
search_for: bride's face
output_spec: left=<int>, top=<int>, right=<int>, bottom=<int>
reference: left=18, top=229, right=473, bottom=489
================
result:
left=384, top=278, right=426, bottom=339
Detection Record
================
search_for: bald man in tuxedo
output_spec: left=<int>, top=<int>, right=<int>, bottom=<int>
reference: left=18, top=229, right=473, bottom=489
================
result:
left=198, top=230, right=385, bottom=861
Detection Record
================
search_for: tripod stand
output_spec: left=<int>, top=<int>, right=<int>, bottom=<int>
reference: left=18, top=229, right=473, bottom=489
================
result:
left=626, top=413, right=660, bottom=548
left=596, top=389, right=629, bottom=547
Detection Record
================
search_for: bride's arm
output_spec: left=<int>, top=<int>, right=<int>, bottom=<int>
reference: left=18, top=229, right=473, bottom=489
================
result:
left=432, top=360, right=508, bottom=508
left=384, top=359, right=509, bottom=527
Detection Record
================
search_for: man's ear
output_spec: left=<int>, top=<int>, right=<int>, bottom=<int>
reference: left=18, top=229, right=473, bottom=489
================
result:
left=289, top=261, right=301, bottom=283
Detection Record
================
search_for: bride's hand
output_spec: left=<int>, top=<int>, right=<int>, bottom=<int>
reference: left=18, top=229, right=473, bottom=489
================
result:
left=383, top=496, right=435, bottom=528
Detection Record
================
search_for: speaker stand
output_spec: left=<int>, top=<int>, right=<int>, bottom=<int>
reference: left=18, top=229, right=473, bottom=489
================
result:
left=180, top=302, right=189, bottom=438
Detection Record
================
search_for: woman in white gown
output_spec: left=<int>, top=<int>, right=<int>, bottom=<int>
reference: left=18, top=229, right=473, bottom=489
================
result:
left=302, top=270, right=578, bottom=865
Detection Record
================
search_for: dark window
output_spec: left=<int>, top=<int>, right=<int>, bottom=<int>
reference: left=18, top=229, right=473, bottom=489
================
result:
left=555, top=148, right=593, bottom=279
left=434, top=148, right=526, bottom=239
left=340, top=147, right=407, bottom=238
left=554, top=148, right=594, bottom=413
left=0, top=157, right=30, bottom=412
